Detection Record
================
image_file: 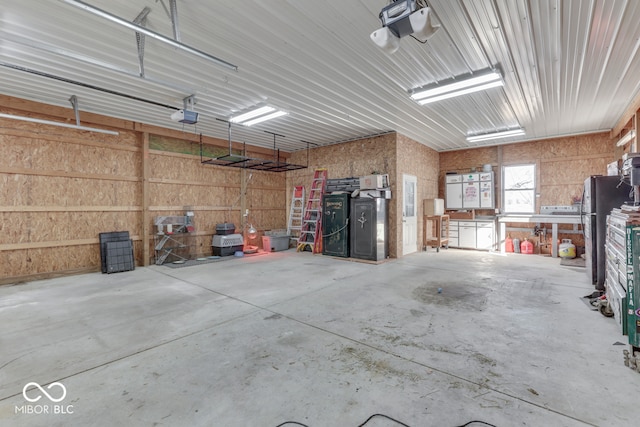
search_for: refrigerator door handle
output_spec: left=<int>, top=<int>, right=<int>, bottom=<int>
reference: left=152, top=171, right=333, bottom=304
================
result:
left=580, top=185, right=586, bottom=237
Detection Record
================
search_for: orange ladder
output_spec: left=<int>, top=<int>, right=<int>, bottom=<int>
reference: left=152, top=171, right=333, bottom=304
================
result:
left=297, top=169, right=328, bottom=253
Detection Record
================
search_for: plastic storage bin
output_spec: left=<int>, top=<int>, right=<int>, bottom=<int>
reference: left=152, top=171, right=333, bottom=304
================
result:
left=262, top=234, right=290, bottom=252
left=215, top=223, right=236, bottom=235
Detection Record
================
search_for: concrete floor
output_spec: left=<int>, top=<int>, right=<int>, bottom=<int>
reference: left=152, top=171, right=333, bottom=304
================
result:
left=1, top=249, right=639, bottom=427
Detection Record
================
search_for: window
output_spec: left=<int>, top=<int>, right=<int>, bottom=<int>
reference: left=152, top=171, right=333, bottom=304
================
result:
left=503, top=164, right=535, bottom=213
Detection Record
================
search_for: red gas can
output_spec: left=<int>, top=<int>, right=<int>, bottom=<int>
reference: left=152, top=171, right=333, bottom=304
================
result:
left=521, top=239, right=534, bottom=254
left=505, top=236, right=514, bottom=253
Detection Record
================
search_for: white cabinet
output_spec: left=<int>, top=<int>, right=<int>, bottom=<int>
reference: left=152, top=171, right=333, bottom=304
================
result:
left=445, top=175, right=463, bottom=209
left=449, top=220, right=495, bottom=250
left=462, top=174, right=480, bottom=208
left=449, top=221, right=459, bottom=247
left=476, top=222, right=495, bottom=250
left=459, top=221, right=477, bottom=248
left=479, top=173, right=494, bottom=208
left=446, top=172, right=494, bottom=210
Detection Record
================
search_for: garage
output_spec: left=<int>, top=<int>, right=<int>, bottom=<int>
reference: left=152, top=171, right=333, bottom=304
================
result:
left=1, top=1, right=639, bottom=425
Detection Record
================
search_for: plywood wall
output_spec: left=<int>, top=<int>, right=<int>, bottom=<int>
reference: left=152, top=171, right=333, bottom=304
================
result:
left=439, top=132, right=616, bottom=208
left=148, top=148, right=286, bottom=263
left=439, top=132, right=616, bottom=253
left=1, top=93, right=626, bottom=283
left=285, top=132, right=438, bottom=258
left=288, top=133, right=398, bottom=256
left=0, top=115, right=141, bottom=283
left=0, top=104, right=286, bottom=284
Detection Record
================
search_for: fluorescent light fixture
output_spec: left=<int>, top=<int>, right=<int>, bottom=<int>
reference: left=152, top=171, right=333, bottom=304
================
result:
left=243, top=111, right=288, bottom=127
left=411, top=70, right=503, bottom=105
left=466, top=128, right=525, bottom=143
left=0, top=113, right=119, bottom=135
left=229, top=106, right=287, bottom=126
left=616, top=129, right=636, bottom=147
left=59, top=0, right=238, bottom=71
left=229, top=106, right=275, bottom=124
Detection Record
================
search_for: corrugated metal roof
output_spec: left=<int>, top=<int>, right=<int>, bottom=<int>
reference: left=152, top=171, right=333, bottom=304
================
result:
left=0, top=0, right=638, bottom=152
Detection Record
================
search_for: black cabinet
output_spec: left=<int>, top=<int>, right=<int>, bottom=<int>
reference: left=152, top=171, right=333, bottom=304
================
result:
left=350, top=198, right=388, bottom=261
left=322, top=194, right=350, bottom=257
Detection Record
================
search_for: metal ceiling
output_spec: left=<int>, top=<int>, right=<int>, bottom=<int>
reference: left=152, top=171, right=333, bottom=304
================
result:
left=1, top=0, right=639, bottom=152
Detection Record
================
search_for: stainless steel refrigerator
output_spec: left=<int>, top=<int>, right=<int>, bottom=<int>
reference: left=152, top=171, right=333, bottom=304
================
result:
left=582, top=175, right=631, bottom=290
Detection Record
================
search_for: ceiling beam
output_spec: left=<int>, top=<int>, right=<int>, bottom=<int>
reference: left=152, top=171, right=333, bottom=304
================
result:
left=612, top=90, right=640, bottom=137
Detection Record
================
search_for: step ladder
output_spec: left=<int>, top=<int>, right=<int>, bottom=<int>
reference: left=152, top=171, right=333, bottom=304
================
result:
left=287, top=185, right=305, bottom=243
left=297, top=169, right=328, bottom=253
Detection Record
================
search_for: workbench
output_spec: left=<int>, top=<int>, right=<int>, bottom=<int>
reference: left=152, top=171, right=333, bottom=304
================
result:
left=497, top=214, right=582, bottom=257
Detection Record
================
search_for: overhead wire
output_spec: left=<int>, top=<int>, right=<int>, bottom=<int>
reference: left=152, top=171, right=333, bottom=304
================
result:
left=276, top=414, right=498, bottom=427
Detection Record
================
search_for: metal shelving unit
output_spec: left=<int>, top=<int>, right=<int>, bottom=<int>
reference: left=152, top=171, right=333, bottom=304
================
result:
left=153, top=215, right=195, bottom=265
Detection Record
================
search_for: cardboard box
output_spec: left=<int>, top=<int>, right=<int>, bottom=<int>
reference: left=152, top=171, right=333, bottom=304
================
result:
left=359, top=174, right=389, bottom=190
left=423, top=198, right=444, bottom=215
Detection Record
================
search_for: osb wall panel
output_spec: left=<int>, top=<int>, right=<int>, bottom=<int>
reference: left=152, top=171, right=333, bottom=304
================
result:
left=0, top=116, right=133, bottom=147
left=0, top=115, right=142, bottom=282
left=539, top=156, right=609, bottom=206
left=0, top=174, right=30, bottom=206
left=0, top=247, right=93, bottom=279
left=148, top=187, right=284, bottom=229
left=3, top=170, right=140, bottom=209
left=287, top=133, right=398, bottom=256
left=68, top=144, right=140, bottom=177
left=147, top=131, right=280, bottom=159
left=1, top=249, right=31, bottom=279
left=145, top=151, right=286, bottom=264
left=150, top=151, right=235, bottom=184
left=8, top=176, right=141, bottom=207
left=505, top=132, right=614, bottom=207
left=287, top=134, right=396, bottom=185
left=396, top=134, right=440, bottom=256
left=439, top=146, right=497, bottom=173
left=0, top=211, right=140, bottom=245
left=1, top=101, right=288, bottom=282
left=439, top=132, right=616, bottom=210
left=25, top=137, right=139, bottom=176
left=501, top=141, right=541, bottom=164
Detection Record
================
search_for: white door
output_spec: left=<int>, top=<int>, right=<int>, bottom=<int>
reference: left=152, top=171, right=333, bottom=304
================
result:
left=476, top=223, right=494, bottom=250
left=446, top=183, right=463, bottom=209
left=403, top=174, right=418, bottom=255
left=480, top=181, right=493, bottom=208
left=445, top=175, right=463, bottom=209
left=462, top=181, right=480, bottom=208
